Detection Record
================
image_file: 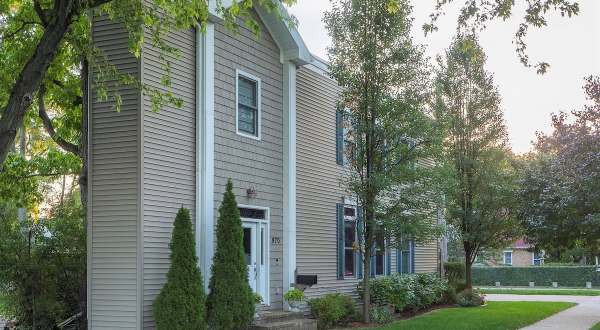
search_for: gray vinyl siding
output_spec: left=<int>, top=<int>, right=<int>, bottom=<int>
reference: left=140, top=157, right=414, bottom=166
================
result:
left=213, top=12, right=284, bottom=309
left=296, top=65, right=358, bottom=299
left=90, top=14, right=141, bottom=329
left=414, top=241, right=439, bottom=273
left=141, top=26, right=197, bottom=329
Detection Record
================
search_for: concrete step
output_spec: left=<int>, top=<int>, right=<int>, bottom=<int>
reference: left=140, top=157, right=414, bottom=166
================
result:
left=256, top=311, right=305, bottom=323
left=251, top=318, right=317, bottom=330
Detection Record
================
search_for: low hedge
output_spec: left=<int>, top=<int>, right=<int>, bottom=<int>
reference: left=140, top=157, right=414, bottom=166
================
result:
left=356, top=273, right=451, bottom=312
left=473, top=266, right=600, bottom=287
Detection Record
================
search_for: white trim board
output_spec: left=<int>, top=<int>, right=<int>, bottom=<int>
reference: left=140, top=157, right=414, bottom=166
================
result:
left=196, top=23, right=216, bottom=289
left=282, top=60, right=297, bottom=310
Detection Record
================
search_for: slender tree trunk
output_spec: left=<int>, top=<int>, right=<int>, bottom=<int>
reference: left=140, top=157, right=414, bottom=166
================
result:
left=0, top=1, right=76, bottom=167
left=78, top=57, right=89, bottom=328
left=362, top=247, right=371, bottom=323
left=18, top=125, right=26, bottom=222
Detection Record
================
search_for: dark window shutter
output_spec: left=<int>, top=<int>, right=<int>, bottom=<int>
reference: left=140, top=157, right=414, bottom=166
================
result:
left=386, top=242, right=391, bottom=275
left=336, top=203, right=344, bottom=280
left=410, top=240, right=416, bottom=273
left=336, top=110, right=343, bottom=165
left=370, top=245, right=376, bottom=277
left=356, top=206, right=363, bottom=279
left=396, top=248, right=401, bottom=273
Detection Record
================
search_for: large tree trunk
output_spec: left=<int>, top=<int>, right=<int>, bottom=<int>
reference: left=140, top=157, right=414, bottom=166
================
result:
left=0, top=0, right=76, bottom=167
left=465, top=258, right=473, bottom=290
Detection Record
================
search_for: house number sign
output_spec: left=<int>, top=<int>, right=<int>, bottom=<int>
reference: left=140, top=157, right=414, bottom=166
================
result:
left=271, top=237, right=282, bottom=246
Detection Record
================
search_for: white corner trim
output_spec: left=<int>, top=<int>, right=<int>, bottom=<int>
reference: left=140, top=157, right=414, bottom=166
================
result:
left=196, top=23, right=215, bottom=289
left=282, top=61, right=297, bottom=305
left=235, top=69, right=262, bottom=141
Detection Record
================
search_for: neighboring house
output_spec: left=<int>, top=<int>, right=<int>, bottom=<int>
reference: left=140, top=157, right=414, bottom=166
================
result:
left=87, top=2, right=442, bottom=329
left=480, top=239, right=544, bottom=267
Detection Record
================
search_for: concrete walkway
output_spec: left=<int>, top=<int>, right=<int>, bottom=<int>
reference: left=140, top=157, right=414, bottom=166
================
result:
left=486, top=294, right=600, bottom=330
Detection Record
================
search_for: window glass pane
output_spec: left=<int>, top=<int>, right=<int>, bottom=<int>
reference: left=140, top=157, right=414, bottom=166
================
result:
left=344, top=221, right=355, bottom=248
left=504, top=252, right=512, bottom=265
left=344, top=250, right=355, bottom=276
left=238, top=77, right=257, bottom=107
left=239, top=208, right=266, bottom=220
left=401, top=251, right=410, bottom=274
left=238, top=105, right=256, bottom=135
left=376, top=252, right=384, bottom=275
left=243, top=228, right=251, bottom=265
left=344, top=207, right=355, bottom=217
left=261, top=228, right=265, bottom=265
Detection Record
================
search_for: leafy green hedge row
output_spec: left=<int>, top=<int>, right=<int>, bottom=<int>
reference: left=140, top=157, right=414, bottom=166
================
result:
left=472, top=266, right=600, bottom=287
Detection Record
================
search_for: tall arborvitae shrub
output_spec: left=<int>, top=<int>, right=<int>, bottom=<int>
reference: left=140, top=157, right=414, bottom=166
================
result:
left=153, top=208, right=206, bottom=330
left=207, top=179, right=255, bottom=329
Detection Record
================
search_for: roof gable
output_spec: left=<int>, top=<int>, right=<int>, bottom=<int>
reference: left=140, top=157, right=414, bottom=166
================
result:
left=209, top=0, right=312, bottom=65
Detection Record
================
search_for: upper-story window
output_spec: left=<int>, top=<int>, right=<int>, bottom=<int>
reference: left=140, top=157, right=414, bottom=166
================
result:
left=236, top=70, right=261, bottom=139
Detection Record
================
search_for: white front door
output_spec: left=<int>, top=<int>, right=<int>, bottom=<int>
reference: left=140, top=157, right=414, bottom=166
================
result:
left=242, top=220, right=269, bottom=304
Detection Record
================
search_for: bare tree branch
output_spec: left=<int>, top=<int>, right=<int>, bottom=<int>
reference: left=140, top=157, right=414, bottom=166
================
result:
left=38, top=85, right=80, bottom=155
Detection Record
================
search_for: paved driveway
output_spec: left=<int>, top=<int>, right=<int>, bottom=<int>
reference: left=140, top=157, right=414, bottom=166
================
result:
left=486, top=294, right=600, bottom=330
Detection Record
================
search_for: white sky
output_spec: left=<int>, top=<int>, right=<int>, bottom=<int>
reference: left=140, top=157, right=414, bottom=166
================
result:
left=288, top=1, right=600, bottom=154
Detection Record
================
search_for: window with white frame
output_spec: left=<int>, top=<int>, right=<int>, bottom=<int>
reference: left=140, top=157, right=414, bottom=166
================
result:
left=533, top=251, right=543, bottom=266
left=503, top=251, right=513, bottom=265
left=236, top=71, right=261, bottom=138
left=343, top=206, right=357, bottom=277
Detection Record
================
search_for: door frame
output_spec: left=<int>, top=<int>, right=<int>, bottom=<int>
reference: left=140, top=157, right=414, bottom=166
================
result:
left=239, top=204, right=270, bottom=306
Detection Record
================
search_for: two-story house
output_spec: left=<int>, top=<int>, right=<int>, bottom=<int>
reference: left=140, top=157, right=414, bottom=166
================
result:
left=87, top=2, right=441, bottom=328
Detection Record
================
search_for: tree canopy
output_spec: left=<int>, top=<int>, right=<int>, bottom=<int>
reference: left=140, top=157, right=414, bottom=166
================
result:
left=434, top=33, right=521, bottom=288
left=424, top=0, right=580, bottom=74
left=325, top=0, right=443, bottom=321
left=519, top=76, right=600, bottom=258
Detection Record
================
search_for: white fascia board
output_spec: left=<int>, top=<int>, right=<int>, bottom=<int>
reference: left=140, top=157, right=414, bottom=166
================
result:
left=254, top=4, right=312, bottom=65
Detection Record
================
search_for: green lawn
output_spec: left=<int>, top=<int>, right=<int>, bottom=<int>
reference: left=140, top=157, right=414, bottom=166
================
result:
left=0, top=294, right=7, bottom=317
left=479, top=288, right=600, bottom=296
left=376, top=301, right=575, bottom=330
left=590, top=322, right=600, bottom=330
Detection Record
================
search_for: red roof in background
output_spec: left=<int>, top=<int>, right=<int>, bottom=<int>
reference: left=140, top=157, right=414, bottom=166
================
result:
left=511, top=238, right=533, bottom=249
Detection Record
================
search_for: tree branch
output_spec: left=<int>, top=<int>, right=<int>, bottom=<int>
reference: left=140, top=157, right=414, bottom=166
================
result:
left=38, top=85, right=80, bottom=155
left=50, top=79, right=83, bottom=106
left=1, top=21, right=39, bottom=40
left=33, top=0, right=49, bottom=26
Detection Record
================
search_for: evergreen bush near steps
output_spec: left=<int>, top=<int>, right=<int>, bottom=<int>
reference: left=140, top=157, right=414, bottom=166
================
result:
left=207, top=179, right=255, bottom=329
left=153, top=208, right=207, bottom=330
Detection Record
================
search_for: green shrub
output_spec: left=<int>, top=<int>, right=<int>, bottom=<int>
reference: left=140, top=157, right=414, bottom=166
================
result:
left=472, top=266, right=600, bottom=287
left=369, top=306, right=393, bottom=324
left=357, top=273, right=449, bottom=312
left=206, top=180, right=255, bottom=330
left=308, top=293, right=356, bottom=330
left=153, top=208, right=206, bottom=330
left=444, top=262, right=466, bottom=285
left=457, top=289, right=485, bottom=307
left=284, top=288, right=305, bottom=302
left=0, top=198, right=85, bottom=329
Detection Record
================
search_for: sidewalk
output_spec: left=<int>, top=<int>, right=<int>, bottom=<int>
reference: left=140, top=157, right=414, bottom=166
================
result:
left=486, top=294, right=600, bottom=330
